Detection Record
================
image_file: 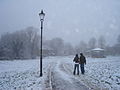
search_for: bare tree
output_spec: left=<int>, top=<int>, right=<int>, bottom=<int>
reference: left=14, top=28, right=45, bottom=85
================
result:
left=113, top=34, right=120, bottom=55
left=64, top=43, right=74, bottom=55
left=23, top=27, right=39, bottom=59
left=49, top=38, right=64, bottom=55
left=75, top=41, right=87, bottom=54
left=88, top=37, right=96, bottom=49
left=117, top=34, right=120, bottom=44
left=106, top=35, right=120, bottom=56
left=0, top=33, right=13, bottom=59
left=79, top=41, right=87, bottom=53
left=98, top=35, right=106, bottom=49
left=0, top=26, right=40, bottom=60
left=10, top=32, right=24, bottom=59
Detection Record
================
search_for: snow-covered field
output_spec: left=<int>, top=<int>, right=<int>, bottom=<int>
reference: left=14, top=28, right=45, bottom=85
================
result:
left=0, top=56, right=120, bottom=90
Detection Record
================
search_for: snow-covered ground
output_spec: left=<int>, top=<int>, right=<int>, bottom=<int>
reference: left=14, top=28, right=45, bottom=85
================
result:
left=0, top=56, right=120, bottom=90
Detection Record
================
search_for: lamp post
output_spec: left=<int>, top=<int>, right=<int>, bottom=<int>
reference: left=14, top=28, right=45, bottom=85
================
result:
left=39, top=10, right=45, bottom=77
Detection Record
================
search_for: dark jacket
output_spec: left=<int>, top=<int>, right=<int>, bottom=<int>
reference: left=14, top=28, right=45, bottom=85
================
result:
left=73, top=56, right=79, bottom=63
left=80, top=55, right=86, bottom=64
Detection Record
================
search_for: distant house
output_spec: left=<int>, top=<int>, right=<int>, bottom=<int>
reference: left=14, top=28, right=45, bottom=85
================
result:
left=87, top=48, right=106, bottom=58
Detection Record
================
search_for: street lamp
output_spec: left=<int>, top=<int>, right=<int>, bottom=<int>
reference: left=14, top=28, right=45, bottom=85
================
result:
left=39, top=10, right=45, bottom=77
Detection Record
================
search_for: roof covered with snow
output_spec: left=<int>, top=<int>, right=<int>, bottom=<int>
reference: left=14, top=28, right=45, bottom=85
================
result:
left=91, top=48, right=104, bottom=51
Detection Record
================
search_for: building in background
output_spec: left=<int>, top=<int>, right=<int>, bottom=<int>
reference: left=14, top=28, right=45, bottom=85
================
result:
left=86, top=48, right=106, bottom=58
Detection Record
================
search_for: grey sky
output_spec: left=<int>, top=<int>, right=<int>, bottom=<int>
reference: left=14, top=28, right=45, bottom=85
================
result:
left=0, top=0, right=120, bottom=46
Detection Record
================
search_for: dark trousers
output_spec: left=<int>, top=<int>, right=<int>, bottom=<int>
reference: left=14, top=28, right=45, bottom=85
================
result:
left=73, top=64, right=79, bottom=75
left=80, top=64, right=85, bottom=74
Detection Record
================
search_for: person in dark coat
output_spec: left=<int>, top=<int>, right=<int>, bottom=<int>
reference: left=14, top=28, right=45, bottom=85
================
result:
left=73, top=54, right=79, bottom=75
left=79, top=53, right=86, bottom=74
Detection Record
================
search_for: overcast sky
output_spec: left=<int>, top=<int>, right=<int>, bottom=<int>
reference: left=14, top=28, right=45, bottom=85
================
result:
left=0, top=0, right=120, bottom=46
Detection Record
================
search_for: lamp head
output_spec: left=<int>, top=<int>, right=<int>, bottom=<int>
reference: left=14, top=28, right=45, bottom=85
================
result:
left=39, top=10, right=45, bottom=21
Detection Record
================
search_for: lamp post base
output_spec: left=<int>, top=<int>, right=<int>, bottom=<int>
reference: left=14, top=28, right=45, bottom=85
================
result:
left=40, top=73, right=43, bottom=77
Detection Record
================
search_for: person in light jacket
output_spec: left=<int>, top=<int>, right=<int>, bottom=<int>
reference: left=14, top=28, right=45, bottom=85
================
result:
left=73, top=54, right=79, bottom=75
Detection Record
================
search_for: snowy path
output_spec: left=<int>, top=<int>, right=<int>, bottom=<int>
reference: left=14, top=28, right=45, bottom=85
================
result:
left=43, top=61, right=89, bottom=90
left=0, top=56, right=120, bottom=90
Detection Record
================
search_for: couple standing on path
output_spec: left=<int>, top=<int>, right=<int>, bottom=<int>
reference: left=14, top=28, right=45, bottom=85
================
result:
left=73, top=53, right=86, bottom=75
